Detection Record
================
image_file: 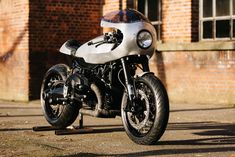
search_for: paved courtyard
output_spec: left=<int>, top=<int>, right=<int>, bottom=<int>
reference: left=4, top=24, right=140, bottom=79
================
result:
left=0, top=100, right=234, bottom=157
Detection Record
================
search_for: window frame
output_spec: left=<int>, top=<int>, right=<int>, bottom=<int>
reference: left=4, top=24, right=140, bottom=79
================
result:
left=135, top=0, right=162, bottom=41
left=200, top=0, right=235, bottom=41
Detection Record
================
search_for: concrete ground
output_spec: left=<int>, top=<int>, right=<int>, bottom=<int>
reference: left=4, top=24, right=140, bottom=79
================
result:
left=0, top=100, right=234, bottom=157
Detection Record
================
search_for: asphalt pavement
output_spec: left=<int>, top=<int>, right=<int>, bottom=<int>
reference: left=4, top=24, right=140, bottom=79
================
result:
left=0, top=100, right=234, bottom=157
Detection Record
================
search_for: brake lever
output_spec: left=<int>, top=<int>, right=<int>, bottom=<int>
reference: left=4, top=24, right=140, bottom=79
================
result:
left=88, top=32, right=119, bottom=48
left=88, top=40, right=104, bottom=46
left=95, top=41, right=107, bottom=47
left=111, top=42, right=119, bottom=51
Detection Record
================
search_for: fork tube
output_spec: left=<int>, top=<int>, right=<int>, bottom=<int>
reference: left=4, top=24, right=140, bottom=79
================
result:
left=121, top=58, right=136, bottom=109
left=141, top=56, right=150, bottom=72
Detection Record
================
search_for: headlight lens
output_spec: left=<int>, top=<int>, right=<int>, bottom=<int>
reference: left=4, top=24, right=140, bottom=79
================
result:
left=137, top=30, right=153, bottom=49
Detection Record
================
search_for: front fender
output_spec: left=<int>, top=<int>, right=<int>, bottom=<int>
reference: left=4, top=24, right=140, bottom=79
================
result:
left=136, top=72, right=154, bottom=78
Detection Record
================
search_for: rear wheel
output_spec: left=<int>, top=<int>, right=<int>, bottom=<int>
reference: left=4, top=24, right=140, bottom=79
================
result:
left=40, top=64, right=80, bottom=128
left=121, top=74, right=169, bottom=145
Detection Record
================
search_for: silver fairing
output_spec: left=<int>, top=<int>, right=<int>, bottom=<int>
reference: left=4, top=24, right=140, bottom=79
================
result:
left=60, top=10, right=157, bottom=64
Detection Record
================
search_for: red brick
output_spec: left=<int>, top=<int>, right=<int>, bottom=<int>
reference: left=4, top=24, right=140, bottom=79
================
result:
left=1, top=0, right=235, bottom=105
left=0, top=0, right=29, bottom=101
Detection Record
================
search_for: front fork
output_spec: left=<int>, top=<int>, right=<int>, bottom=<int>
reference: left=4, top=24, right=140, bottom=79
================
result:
left=121, top=57, right=150, bottom=112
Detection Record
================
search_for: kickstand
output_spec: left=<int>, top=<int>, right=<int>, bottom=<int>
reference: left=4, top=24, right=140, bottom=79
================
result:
left=33, top=113, right=93, bottom=135
left=78, top=112, right=83, bottom=129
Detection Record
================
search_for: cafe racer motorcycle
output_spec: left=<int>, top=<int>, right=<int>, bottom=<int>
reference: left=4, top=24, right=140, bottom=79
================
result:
left=40, top=9, right=169, bottom=145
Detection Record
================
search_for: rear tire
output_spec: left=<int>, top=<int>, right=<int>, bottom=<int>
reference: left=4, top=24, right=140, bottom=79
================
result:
left=121, top=74, right=169, bottom=145
left=40, top=64, right=80, bottom=128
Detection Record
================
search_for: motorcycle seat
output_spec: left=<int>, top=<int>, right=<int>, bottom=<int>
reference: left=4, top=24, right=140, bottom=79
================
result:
left=65, top=39, right=81, bottom=56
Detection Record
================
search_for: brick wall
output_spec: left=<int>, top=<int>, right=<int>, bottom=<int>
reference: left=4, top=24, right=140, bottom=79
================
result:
left=103, top=0, right=128, bottom=14
left=162, top=0, right=192, bottom=42
left=1, top=0, right=235, bottom=105
left=28, top=0, right=103, bottom=99
left=154, top=0, right=235, bottom=104
left=151, top=51, right=235, bottom=104
left=0, top=0, right=29, bottom=101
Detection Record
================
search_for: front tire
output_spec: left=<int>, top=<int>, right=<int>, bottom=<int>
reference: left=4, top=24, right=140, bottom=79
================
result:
left=40, top=64, right=80, bottom=128
left=121, top=74, right=169, bottom=145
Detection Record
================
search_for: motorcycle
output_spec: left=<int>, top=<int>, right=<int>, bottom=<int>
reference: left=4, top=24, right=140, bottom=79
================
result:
left=40, top=9, right=169, bottom=145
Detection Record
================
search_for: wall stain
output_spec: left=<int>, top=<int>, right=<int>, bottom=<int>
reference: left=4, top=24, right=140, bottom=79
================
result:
left=0, top=25, right=27, bottom=64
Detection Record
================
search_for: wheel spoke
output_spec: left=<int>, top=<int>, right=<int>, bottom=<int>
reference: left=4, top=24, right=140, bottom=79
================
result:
left=134, top=116, right=140, bottom=125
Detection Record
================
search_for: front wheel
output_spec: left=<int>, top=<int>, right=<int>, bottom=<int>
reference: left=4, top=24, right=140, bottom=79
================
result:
left=121, top=74, right=169, bottom=145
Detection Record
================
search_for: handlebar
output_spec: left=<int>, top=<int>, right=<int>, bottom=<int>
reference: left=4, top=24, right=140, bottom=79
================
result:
left=88, top=30, right=123, bottom=49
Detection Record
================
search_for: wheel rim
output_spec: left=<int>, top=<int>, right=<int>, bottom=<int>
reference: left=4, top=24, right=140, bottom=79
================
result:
left=124, top=80, right=156, bottom=137
left=42, top=72, right=65, bottom=120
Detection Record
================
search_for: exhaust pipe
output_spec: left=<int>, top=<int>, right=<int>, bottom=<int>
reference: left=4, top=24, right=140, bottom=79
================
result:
left=80, top=83, right=120, bottom=118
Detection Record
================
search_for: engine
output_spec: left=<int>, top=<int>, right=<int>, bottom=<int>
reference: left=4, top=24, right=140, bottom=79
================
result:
left=64, top=73, right=89, bottom=98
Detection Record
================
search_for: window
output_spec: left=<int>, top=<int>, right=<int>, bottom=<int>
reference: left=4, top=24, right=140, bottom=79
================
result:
left=136, top=0, right=162, bottom=40
left=200, top=0, right=235, bottom=40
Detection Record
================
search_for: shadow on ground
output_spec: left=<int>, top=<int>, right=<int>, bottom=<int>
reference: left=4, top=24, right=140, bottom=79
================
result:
left=0, top=105, right=234, bottom=156
left=57, top=146, right=235, bottom=156
left=56, top=121, right=235, bottom=157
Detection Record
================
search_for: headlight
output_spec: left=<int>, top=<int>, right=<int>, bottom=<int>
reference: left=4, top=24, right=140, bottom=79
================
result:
left=137, top=30, right=153, bottom=49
